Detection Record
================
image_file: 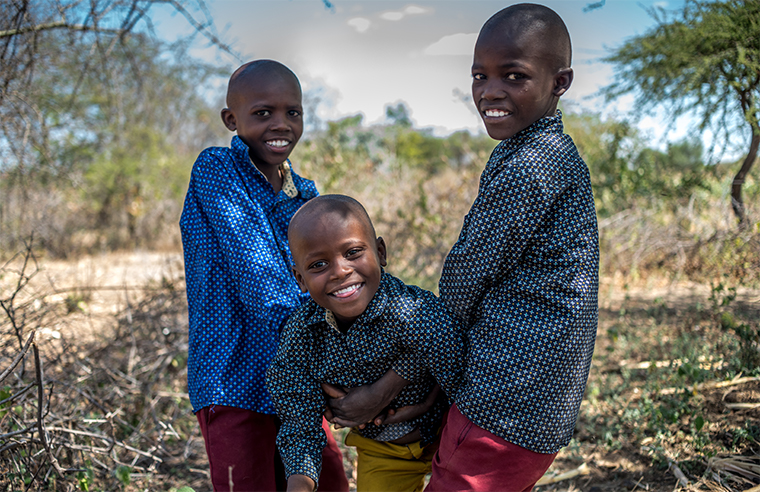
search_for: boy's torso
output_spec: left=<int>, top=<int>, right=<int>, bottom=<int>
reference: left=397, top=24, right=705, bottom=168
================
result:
left=441, top=112, right=600, bottom=454
left=180, top=136, right=318, bottom=414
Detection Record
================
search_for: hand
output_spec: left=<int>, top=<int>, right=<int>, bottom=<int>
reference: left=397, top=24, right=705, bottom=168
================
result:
left=322, top=370, right=408, bottom=428
left=373, top=384, right=442, bottom=426
left=287, top=474, right=316, bottom=492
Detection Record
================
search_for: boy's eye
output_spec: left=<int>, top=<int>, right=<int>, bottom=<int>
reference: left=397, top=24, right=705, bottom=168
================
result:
left=346, top=248, right=363, bottom=258
left=308, top=260, right=327, bottom=270
left=505, top=73, right=525, bottom=81
left=472, top=73, right=485, bottom=81
left=255, top=110, right=271, bottom=116
left=289, top=110, right=302, bottom=117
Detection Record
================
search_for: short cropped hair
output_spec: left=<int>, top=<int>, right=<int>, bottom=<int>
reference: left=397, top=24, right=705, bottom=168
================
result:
left=226, top=60, right=301, bottom=107
left=289, top=195, right=376, bottom=240
left=481, top=3, right=572, bottom=70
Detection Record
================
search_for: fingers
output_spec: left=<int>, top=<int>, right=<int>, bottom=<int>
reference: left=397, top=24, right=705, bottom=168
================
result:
left=321, top=382, right=347, bottom=399
left=331, top=417, right=364, bottom=428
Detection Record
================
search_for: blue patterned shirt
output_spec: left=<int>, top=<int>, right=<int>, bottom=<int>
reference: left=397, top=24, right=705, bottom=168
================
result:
left=266, top=272, right=464, bottom=484
left=180, top=135, right=318, bottom=414
left=440, top=111, right=599, bottom=454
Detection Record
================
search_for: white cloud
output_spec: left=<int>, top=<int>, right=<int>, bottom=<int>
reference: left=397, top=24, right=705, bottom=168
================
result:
left=380, top=5, right=428, bottom=22
left=380, top=11, right=404, bottom=21
left=347, top=17, right=371, bottom=33
left=423, top=33, right=478, bottom=56
left=404, top=5, right=428, bottom=15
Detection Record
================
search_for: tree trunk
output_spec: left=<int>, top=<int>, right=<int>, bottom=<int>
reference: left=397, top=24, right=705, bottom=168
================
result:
left=731, top=128, right=760, bottom=226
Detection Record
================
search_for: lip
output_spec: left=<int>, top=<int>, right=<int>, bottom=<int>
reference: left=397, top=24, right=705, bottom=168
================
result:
left=328, top=282, right=364, bottom=300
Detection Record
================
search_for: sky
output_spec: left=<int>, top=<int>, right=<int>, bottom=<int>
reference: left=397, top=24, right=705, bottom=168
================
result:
left=156, top=0, right=691, bottom=144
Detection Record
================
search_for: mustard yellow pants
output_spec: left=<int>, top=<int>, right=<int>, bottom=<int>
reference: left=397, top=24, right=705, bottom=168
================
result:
left=345, top=430, right=438, bottom=492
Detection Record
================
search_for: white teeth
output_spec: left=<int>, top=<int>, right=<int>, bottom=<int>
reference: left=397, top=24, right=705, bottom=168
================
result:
left=267, top=140, right=289, bottom=148
left=485, top=109, right=510, bottom=117
left=332, top=284, right=359, bottom=296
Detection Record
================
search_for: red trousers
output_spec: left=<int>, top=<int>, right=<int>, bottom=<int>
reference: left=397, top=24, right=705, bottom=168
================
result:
left=425, top=404, right=557, bottom=492
left=196, top=405, right=348, bottom=492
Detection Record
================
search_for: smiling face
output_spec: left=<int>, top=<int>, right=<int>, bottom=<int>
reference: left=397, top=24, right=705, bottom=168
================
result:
left=221, top=66, right=303, bottom=173
left=472, top=23, right=573, bottom=140
left=289, top=207, right=387, bottom=331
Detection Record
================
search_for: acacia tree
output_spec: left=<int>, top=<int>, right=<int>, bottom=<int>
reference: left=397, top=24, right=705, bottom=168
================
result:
left=603, top=0, right=760, bottom=225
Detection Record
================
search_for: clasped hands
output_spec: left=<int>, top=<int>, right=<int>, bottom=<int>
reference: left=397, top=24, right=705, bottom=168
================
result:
left=321, top=369, right=441, bottom=429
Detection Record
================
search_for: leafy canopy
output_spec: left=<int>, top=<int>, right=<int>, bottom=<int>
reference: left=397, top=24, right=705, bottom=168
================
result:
left=603, top=0, right=760, bottom=150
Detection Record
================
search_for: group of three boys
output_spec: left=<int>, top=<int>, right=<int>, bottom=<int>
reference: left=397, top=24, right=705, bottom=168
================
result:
left=180, top=4, right=599, bottom=492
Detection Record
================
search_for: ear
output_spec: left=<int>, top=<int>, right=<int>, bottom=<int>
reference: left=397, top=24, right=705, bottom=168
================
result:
left=291, top=267, right=309, bottom=294
left=375, top=237, right=388, bottom=267
left=552, top=68, right=574, bottom=98
left=221, top=108, right=237, bottom=132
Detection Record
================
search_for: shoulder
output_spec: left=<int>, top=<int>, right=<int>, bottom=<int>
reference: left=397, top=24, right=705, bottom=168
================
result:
left=380, top=273, right=442, bottom=317
left=190, top=141, right=238, bottom=177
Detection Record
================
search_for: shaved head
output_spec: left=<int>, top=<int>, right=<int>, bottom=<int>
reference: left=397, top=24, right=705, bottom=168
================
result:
left=226, top=59, right=301, bottom=108
left=480, top=3, right=572, bottom=71
left=289, top=195, right=376, bottom=243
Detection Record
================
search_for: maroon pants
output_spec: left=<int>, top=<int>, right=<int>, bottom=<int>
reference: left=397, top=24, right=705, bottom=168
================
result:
left=196, top=405, right=349, bottom=492
left=425, top=404, right=557, bottom=492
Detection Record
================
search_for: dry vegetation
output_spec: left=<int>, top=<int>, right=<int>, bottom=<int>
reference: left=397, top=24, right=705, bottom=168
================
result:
left=2, top=226, right=759, bottom=491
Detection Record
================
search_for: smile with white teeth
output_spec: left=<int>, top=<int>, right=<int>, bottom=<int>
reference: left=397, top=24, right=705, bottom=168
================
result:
left=484, top=109, right=511, bottom=117
left=330, top=283, right=362, bottom=298
left=267, top=139, right=289, bottom=148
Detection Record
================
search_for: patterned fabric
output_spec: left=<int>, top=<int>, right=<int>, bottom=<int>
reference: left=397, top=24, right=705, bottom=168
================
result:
left=266, top=272, right=464, bottom=484
left=180, top=135, right=318, bottom=414
left=440, top=111, right=599, bottom=454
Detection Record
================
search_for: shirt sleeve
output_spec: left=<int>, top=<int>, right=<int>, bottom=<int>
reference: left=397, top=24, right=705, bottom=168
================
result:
left=188, top=149, right=301, bottom=321
left=390, top=350, right=426, bottom=383
left=265, top=318, right=327, bottom=484
left=404, top=296, right=466, bottom=404
left=439, top=160, right=560, bottom=329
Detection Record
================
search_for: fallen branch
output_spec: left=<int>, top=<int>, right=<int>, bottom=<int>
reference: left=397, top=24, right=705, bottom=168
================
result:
left=535, top=462, right=590, bottom=485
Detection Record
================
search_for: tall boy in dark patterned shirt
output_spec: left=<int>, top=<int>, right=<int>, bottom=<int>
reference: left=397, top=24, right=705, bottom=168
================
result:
left=266, top=195, right=464, bottom=492
left=428, top=4, right=600, bottom=491
left=180, top=60, right=347, bottom=492
left=324, top=4, right=599, bottom=492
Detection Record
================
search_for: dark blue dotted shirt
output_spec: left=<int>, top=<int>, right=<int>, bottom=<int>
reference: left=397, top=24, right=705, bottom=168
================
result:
left=440, top=111, right=599, bottom=454
left=267, top=272, right=464, bottom=484
left=180, top=136, right=318, bottom=414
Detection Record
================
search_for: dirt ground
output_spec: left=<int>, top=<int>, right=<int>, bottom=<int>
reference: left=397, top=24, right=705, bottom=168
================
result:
left=3, top=252, right=759, bottom=491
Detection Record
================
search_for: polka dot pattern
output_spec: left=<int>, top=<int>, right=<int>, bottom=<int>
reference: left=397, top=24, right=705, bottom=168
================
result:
left=439, top=111, right=600, bottom=454
left=266, top=272, right=465, bottom=483
left=180, top=136, right=318, bottom=414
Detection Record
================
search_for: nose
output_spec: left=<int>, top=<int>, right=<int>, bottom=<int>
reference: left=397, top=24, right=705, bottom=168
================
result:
left=269, top=112, right=290, bottom=132
left=480, top=80, right=506, bottom=101
left=331, top=256, right=353, bottom=279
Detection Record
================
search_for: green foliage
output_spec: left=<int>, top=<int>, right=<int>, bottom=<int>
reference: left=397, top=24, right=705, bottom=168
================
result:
left=604, top=0, right=760, bottom=143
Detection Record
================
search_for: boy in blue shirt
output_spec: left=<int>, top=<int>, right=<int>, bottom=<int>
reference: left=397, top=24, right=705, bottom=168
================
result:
left=180, top=60, right=348, bottom=492
left=325, top=5, right=599, bottom=491
left=266, top=195, right=464, bottom=492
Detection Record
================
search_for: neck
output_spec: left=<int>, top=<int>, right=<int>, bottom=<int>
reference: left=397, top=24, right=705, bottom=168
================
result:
left=252, top=158, right=283, bottom=194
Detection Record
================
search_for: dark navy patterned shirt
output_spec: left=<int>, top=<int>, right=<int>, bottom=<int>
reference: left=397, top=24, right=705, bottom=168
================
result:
left=266, top=272, right=464, bottom=484
left=180, top=135, right=318, bottom=414
left=440, top=111, right=599, bottom=454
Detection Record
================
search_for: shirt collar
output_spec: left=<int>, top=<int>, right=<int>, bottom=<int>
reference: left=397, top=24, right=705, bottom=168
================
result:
left=498, top=109, right=564, bottom=151
left=230, top=136, right=299, bottom=198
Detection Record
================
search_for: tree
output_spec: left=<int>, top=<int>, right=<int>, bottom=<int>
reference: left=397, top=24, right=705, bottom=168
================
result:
left=603, top=0, right=760, bottom=225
